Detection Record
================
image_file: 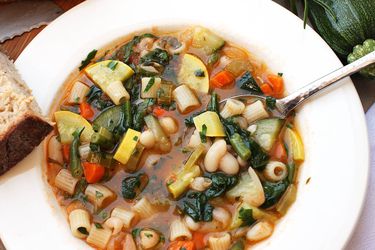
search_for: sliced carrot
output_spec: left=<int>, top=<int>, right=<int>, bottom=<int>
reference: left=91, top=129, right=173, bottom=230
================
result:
left=210, top=70, right=235, bottom=88
left=83, top=162, right=105, bottom=184
left=192, top=232, right=205, bottom=249
left=273, top=141, right=287, bottom=163
left=168, top=240, right=196, bottom=250
left=260, top=83, right=273, bottom=95
left=62, top=144, right=70, bottom=162
left=267, top=74, right=284, bottom=97
left=153, top=106, right=167, bottom=117
left=80, top=102, right=94, bottom=120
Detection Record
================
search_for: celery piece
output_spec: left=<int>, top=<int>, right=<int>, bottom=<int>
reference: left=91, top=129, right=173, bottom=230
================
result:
left=144, top=115, right=171, bottom=152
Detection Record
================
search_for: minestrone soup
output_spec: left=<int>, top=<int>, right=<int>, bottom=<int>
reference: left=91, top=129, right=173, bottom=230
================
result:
left=46, top=26, right=304, bottom=250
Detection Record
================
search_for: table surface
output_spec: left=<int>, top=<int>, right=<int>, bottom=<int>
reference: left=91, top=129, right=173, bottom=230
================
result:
left=0, top=0, right=373, bottom=249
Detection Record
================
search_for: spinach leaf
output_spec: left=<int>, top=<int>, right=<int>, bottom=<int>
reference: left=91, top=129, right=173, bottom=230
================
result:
left=261, top=180, right=289, bottom=208
left=120, top=33, right=157, bottom=63
left=162, top=54, right=180, bottom=83
left=79, top=49, right=97, bottom=71
left=86, top=85, right=114, bottom=110
left=239, top=207, right=256, bottom=227
left=140, top=48, right=170, bottom=66
left=77, top=227, right=89, bottom=235
left=266, top=96, right=276, bottom=110
left=237, top=71, right=263, bottom=95
left=132, top=98, right=156, bottom=131
left=121, top=173, right=149, bottom=199
left=204, top=172, right=238, bottom=199
left=207, top=92, right=219, bottom=113
left=107, top=60, right=118, bottom=70
left=194, top=69, right=205, bottom=77
left=183, top=192, right=214, bottom=222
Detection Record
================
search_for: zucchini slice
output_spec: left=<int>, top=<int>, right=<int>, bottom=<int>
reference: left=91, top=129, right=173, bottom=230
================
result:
left=192, top=26, right=225, bottom=54
left=253, top=118, right=284, bottom=151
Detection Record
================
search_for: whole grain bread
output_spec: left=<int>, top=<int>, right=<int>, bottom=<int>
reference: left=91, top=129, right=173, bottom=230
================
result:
left=0, top=52, right=53, bottom=175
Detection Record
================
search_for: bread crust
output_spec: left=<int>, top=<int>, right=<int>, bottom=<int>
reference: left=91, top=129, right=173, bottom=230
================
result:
left=0, top=112, right=53, bottom=175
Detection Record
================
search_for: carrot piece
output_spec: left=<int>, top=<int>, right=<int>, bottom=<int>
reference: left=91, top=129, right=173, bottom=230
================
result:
left=168, top=241, right=196, bottom=250
left=267, top=74, right=284, bottom=97
left=79, top=102, right=94, bottom=120
left=62, top=144, right=70, bottom=162
left=260, top=83, right=273, bottom=95
left=273, top=141, right=287, bottom=163
left=82, top=162, right=105, bottom=184
left=153, top=106, right=167, bottom=117
left=192, top=232, right=205, bottom=249
left=210, top=70, right=235, bottom=88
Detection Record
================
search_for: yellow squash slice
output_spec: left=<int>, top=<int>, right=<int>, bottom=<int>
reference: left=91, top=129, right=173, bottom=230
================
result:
left=284, top=127, right=305, bottom=161
left=114, top=129, right=141, bottom=165
left=193, top=111, right=225, bottom=137
left=177, top=54, right=209, bottom=93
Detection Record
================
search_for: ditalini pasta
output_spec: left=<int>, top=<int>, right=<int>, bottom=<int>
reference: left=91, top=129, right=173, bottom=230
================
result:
left=54, top=169, right=78, bottom=195
left=46, top=26, right=304, bottom=249
left=68, top=209, right=91, bottom=239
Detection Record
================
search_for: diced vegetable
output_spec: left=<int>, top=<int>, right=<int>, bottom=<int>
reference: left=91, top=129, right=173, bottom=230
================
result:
left=133, top=99, right=156, bottom=131
left=207, top=92, right=219, bottom=113
left=273, top=141, right=287, bottom=163
left=122, top=173, right=149, bottom=199
left=229, top=133, right=251, bottom=161
left=226, top=168, right=265, bottom=207
left=284, top=127, right=304, bottom=161
left=237, top=71, right=262, bottom=95
left=141, top=77, right=161, bottom=99
left=113, top=129, right=141, bottom=165
left=85, top=60, right=134, bottom=104
left=192, top=26, right=225, bottom=54
left=157, top=83, right=173, bottom=105
left=144, top=115, right=171, bottom=152
left=266, top=74, right=284, bottom=98
left=252, top=118, right=284, bottom=151
left=140, top=48, right=170, bottom=66
left=70, top=128, right=84, bottom=178
left=67, top=81, right=89, bottom=104
left=125, top=143, right=145, bottom=172
left=153, top=106, right=166, bottom=117
left=167, top=144, right=205, bottom=198
left=83, top=162, right=105, bottom=183
left=276, top=184, right=297, bottom=215
left=79, top=102, right=94, bottom=120
left=91, top=127, right=114, bottom=149
left=193, top=111, right=225, bottom=137
left=225, top=59, right=251, bottom=77
left=79, top=49, right=97, bottom=71
left=230, top=240, right=245, bottom=250
left=177, top=53, right=209, bottom=93
left=93, top=105, right=122, bottom=132
left=210, top=70, right=235, bottom=88
left=230, top=202, right=277, bottom=229
left=54, top=111, right=94, bottom=143
left=172, top=85, right=200, bottom=113
left=261, top=180, right=289, bottom=209
left=168, top=240, right=195, bottom=250
left=243, top=100, right=269, bottom=124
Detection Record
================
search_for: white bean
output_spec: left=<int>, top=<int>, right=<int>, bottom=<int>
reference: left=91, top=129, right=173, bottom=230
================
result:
left=190, top=177, right=212, bottom=192
left=48, top=136, right=63, bottom=164
left=219, top=152, right=240, bottom=175
left=213, top=207, right=231, bottom=229
left=104, top=217, right=124, bottom=235
left=204, top=139, right=227, bottom=172
left=184, top=216, right=201, bottom=231
left=140, top=229, right=160, bottom=249
left=237, top=155, right=248, bottom=168
left=139, top=130, right=155, bottom=149
left=246, top=220, right=274, bottom=242
left=187, top=129, right=211, bottom=152
left=159, top=116, right=178, bottom=134
left=263, top=161, right=288, bottom=182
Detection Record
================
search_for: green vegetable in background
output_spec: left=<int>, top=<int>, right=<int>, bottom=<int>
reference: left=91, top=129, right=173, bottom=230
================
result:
left=261, top=180, right=289, bottom=209
left=70, top=128, right=84, bottom=178
left=204, top=172, right=238, bottom=199
left=121, top=173, right=149, bottom=199
left=183, top=192, right=214, bottom=222
left=79, top=49, right=97, bottom=71
left=347, top=39, right=375, bottom=78
left=237, top=71, right=263, bottom=95
left=140, top=48, right=170, bottom=66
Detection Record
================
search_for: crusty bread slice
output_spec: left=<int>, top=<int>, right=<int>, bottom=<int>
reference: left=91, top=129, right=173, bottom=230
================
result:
left=0, top=52, right=53, bottom=175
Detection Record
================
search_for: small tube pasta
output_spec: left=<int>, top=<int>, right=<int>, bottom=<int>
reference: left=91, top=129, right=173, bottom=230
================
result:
left=55, top=169, right=79, bottom=195
left=78, top=143, right=90, bottom=160
left=172, top=84, right=200, bottom=113
left=243, top=100, right=269, bottom=124
left=141, top=77, right=162, bottom=98
left=220, top=99, right=245, bottom=118
left=132, top=197, right=157, bottom=219
left=169, top=218, right=192, bottom=241
left=48, top=135, right=63, bottom=164
left=263, top=161, right=288, bottom=182
left=67, top=81, right=89, bottom=104
left=105, top=80, right=130, bottom=105
left=104, top=217, right=123, bottom=235
left=69, top=209, right=91, bottom=239
left=140, top=229, right=161, bottom=249
left=111, top=207, right=137, bottom=229
left=86, top=224, right=112, bottom=249
left=85, top=184, right=116, bottom=208
left=208, top=233, right=231, bottom=250
left=246, top=220, right=274, bottom=242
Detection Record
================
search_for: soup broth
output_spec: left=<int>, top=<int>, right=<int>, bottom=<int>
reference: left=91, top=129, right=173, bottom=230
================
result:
left=46, top=26, right=304, bottom=250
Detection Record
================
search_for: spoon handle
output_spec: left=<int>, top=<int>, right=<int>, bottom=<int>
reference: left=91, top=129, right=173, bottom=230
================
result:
left=276, top=51, right=375, bottom=117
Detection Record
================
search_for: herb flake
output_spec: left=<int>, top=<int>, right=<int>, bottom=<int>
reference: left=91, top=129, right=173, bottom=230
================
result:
left=79, top=49, right=97, bottom=71
left=199, top=124, right=207, bottom=143
left=107, top=60, right=118, bottom=70
left=144, top=77, right=155, bottom=92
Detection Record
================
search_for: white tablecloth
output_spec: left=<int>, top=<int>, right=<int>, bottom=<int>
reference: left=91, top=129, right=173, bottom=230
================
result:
left=346, top=103, right=375, bottom=249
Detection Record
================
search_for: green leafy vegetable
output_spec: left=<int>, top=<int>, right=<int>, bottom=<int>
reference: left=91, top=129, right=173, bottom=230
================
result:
left=119, top=33, right=156, bottom=63
left=132, top=98, right=156, bottom=131
left=140, top=48, right=170, bottom=66
left=78, top=227, right=89, bottom=235
left=207, top=92, right=219, bottom=113
left=266, top=96, right=276, bottom=110
left=121, top=173, right=149, bottom=199
left=79, top=49, right=97, bottom=71
left=261, top=180, right=289, bottom=209
left=208, top=52, right=220, bottom=66
left=204, top=172, right=238, bottom=199
left=94, top=222, right=103, bottom=229
left=199, top=124, right=207, bottom=143
left=183, top=192, right=214, bottom=222
left=144, top=77, right=155, bottom=92
left=238, top=207, right=256, bottom=227
left=194, top=69, right=205, bottom=77
left=237, top=71, right=263, bottom=95
left=86, top=85, right=114, bottom=110
left=107, top=60, right=118, bottom=70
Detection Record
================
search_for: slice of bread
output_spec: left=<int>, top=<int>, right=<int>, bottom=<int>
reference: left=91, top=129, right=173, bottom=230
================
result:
left=0, top=52, right=53, bottom=175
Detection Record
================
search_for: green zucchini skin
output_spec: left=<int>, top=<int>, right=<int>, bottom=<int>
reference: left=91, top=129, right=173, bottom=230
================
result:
left=308, top=0, right=375, bottom=58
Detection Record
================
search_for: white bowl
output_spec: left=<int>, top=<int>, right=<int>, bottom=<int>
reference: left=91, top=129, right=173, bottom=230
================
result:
left=0, top=0, right=369, bottom=249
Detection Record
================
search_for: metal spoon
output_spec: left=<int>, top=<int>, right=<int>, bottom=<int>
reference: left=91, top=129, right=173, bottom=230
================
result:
left=221, top=51, right=375, bottom=118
